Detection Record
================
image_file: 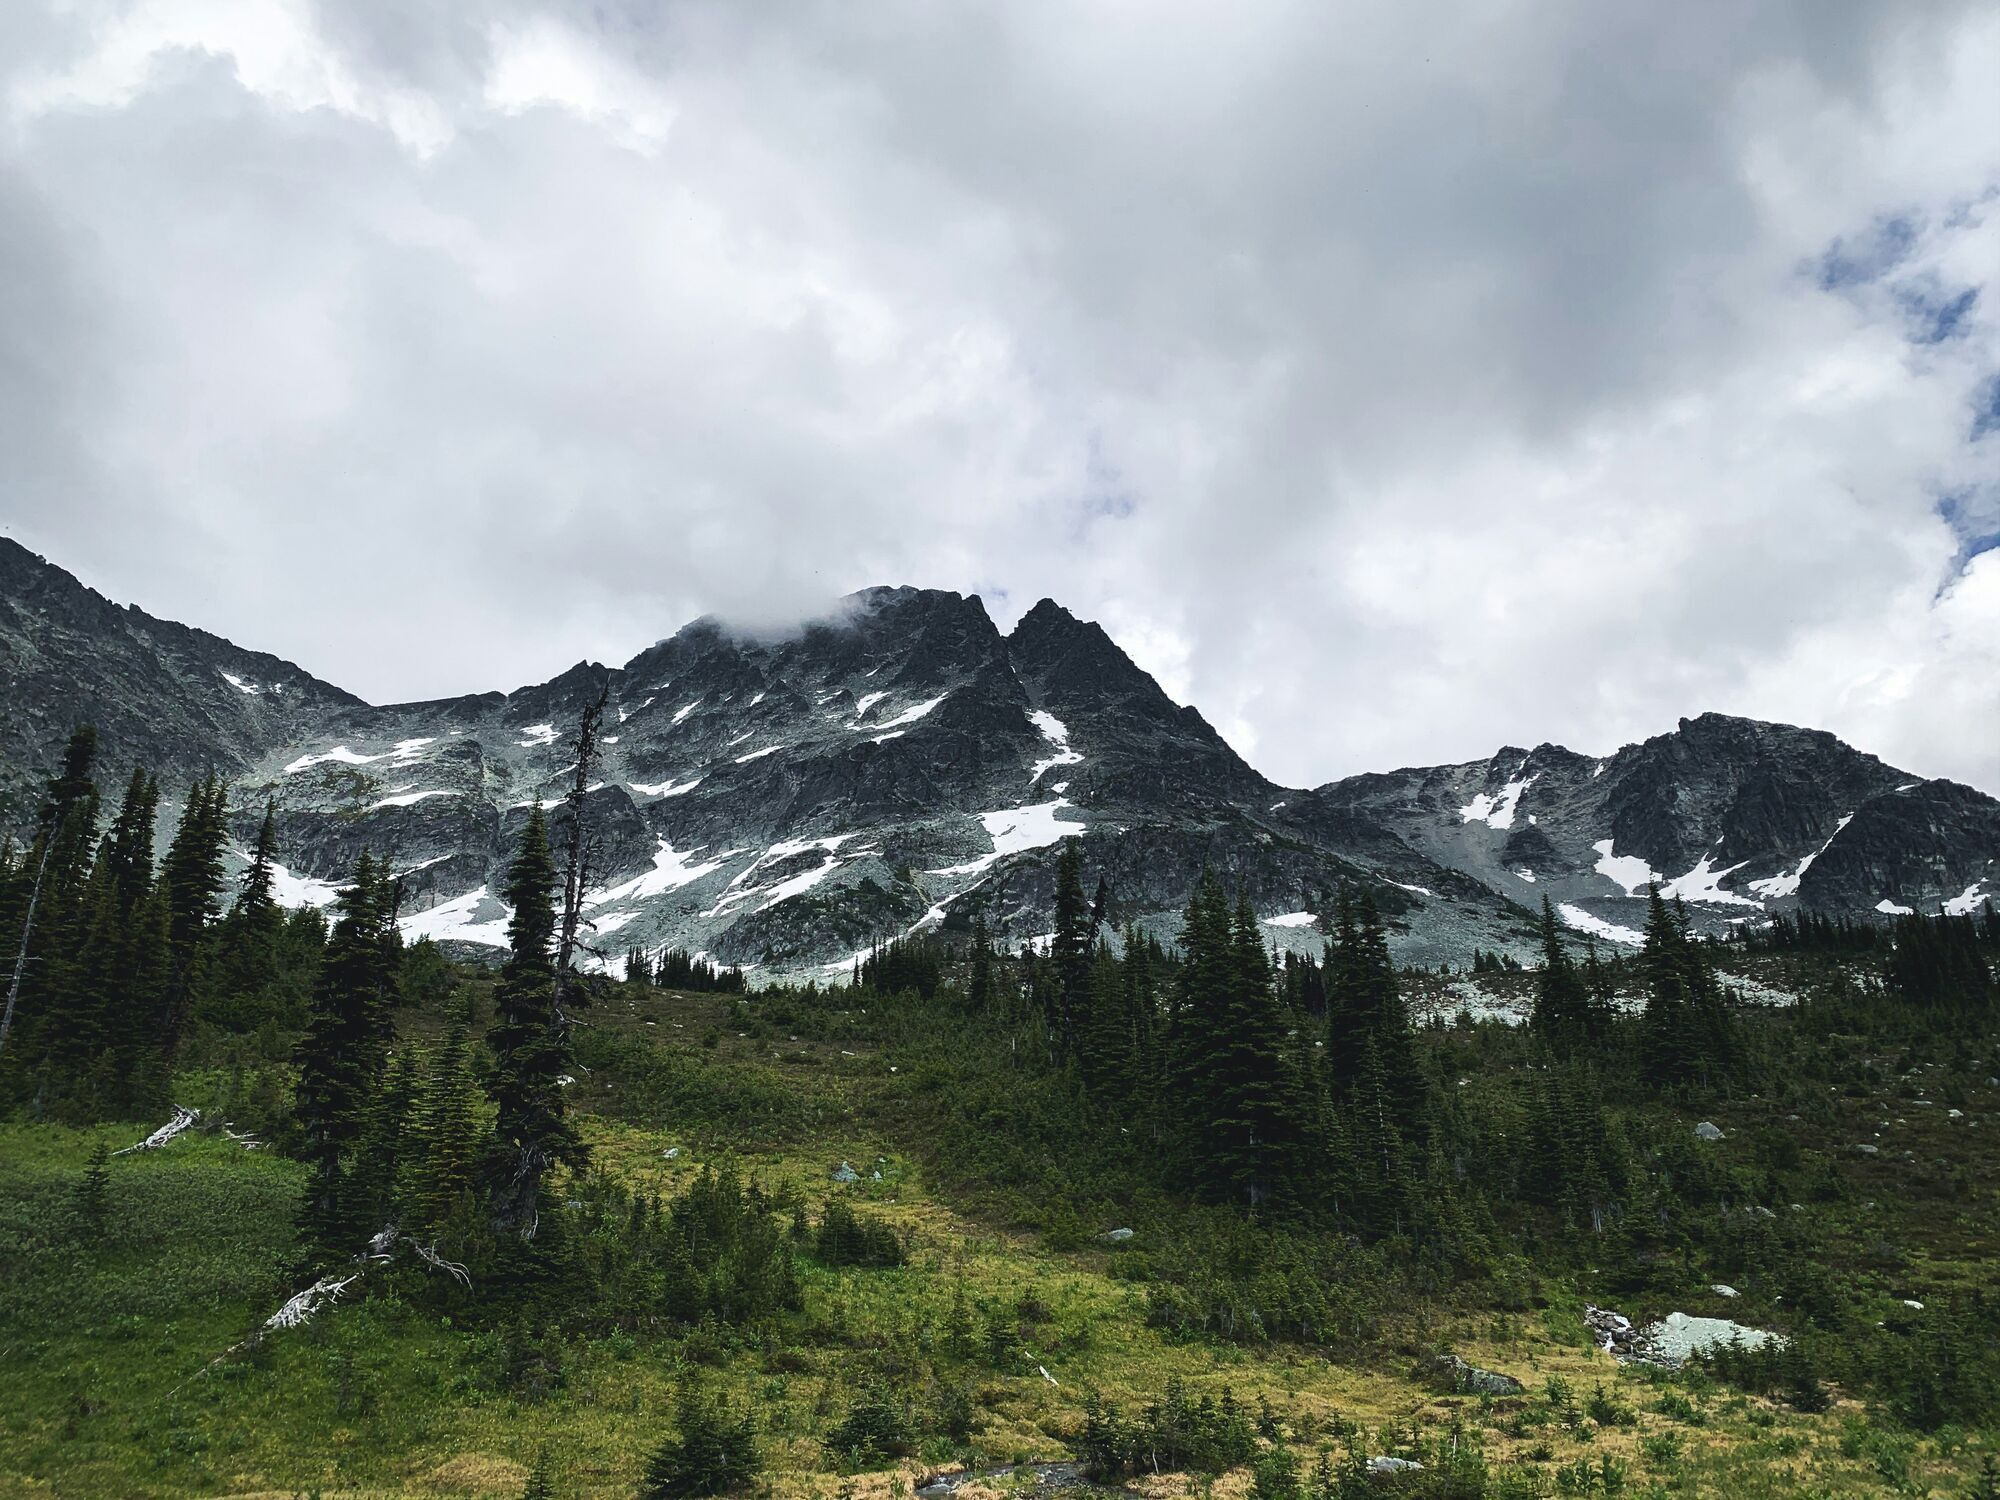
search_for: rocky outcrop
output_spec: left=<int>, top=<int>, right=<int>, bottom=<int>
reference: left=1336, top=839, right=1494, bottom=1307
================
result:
left=1, top=541, right=1992, bottom=975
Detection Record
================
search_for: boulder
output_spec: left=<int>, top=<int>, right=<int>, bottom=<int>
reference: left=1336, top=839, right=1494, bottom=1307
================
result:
left=1101, top=1227, right=1135, bottom=1243
left=831, top=1160, right=860, bottom=1183
left=1369, top=1457, right=1423, bottom=1474
left=1634, top=1311, right=1784, bottom=1367
left=1421, top=1353, right=1525, bottom=1396
left=1693, top=1121, right=1724, bottom=1142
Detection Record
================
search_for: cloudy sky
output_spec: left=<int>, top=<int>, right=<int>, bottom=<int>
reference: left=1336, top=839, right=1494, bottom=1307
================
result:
left=3, top=1, right=1997, bottom=792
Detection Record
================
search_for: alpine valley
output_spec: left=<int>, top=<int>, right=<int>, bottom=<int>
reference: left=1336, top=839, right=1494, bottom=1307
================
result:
left=2, top=536, right=1994, bottom=976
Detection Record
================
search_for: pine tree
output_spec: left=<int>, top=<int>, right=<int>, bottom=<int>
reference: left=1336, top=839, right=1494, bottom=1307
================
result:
left=293, top=854, right=398, bottom=1248
left=1050, top=839, right=1091, bottom=1060
left=1079, top=939, right=1134, bottom=1100
left=1638, top=887, right=1733, bottom=1088
left=1530, top=896, right=1598, bottom=1043
left=485, top=804, right=586, bottom=1239
left=1, top=726, right=102, bottom=1068
left=201, top=803, right=295, bottom=1031
left=403, top=1002, right=483, bottom=1236
left=157, top=775, right=230, bottom=1054
left=967, top=913, right=994, bottom=1013
left=349, top=1045, right=419, bottom=1233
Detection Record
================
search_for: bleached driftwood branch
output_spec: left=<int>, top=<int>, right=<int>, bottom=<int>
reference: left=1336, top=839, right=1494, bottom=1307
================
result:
left=178, top=1224, right=475, bottom=1392
left=114, top=1105, right=199, bottom=1155
left=410, top=1239, right=472, bottom=1287
left=264, top=1271, right=362, bottom=1331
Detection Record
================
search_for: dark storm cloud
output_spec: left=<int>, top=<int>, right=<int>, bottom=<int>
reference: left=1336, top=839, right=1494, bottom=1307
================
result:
left=1, top=0, right=1996, bottom=790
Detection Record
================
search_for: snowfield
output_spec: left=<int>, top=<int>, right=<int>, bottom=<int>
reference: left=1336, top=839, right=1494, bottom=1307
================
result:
left=1459, top=775, right=1534, bottom=830
left=1558, top=902, right=1644, bottom=946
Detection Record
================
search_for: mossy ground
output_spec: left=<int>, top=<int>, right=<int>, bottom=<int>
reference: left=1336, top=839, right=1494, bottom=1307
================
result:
left=2, top=974, right=1995, bottom=1498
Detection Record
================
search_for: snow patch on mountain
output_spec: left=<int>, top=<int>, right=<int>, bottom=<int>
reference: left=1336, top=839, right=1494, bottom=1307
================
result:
left=1029, top=710, right=1085, bottom=782
left=591, top=840, right=733, bottom=907
left=1658, top=857, right=1760, bottom=908
left=630, top=775, right=701, bottom=799
left=284, top=740, right=432, bottom=776
left=371, top=788, right=456, bottom=810
left=252, top=856, right=345, bottom=909
left=1460, top=776, right=1534, bottom=830
left=220, top=670, right=261, bottom=695
left=1263, top=911, right=1318, bottom=928
left=400, top=886, right=511, bottom=948
left=618, top=696, right=654, bottom=722
left=672, top=699, right=702, bottom=724
left=1748, top=814, right=1853, bottom=900
left=734, top=745, right=781, bottom=764
left=1592, top=840, right=1656, bottom=897
left=1877, top=898, right=1914, bottom=915
left=1558, top=903, right=1644, bottom=946
left=1943, top=881, right=1992, bottom=916
left=708, top=834, right=868, bottom=916
left=929, top=798, right=1081, bottom=877
left=868, top=693, right=947, bottom=731
left=517, top=723, right=558, bottom=747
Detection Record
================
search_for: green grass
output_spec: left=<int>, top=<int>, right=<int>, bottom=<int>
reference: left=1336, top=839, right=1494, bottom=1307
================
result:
left=3, top=970, right=1998, bottom=1498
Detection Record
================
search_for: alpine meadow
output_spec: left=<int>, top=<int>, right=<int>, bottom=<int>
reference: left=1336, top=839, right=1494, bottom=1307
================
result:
left=3, top=3, right=2000, bottom=1499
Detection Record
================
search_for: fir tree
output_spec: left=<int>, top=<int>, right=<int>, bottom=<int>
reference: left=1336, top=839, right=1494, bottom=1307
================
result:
left=1050, top=838, right=1091, bottom=1060
left=1530, top=896, right=1601, bottom=1043
left=403, top=1001, right=483, bottom=1236
left=1638, top=887, right=1733, bottom=1088
left=157, top=775, right=230, bottom=1054
left=1, top=726, right=102, bottom=1066
left=293, top=854, right=398, bottom=1248
left=485, top=804, right=586, bottom=1239
left=967, top=913, right=995, bottom=1013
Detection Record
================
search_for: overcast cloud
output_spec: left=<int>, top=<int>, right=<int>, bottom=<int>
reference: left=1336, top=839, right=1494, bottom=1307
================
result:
left=2, top=0, right=1997, bottom=791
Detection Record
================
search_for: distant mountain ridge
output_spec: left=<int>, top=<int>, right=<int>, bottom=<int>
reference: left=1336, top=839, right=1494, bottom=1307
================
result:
left=1, top=537, right=1992, bottom=974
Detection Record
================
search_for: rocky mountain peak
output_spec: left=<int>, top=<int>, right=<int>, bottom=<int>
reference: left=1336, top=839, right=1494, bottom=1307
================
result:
left=0, top=542, right=1992, bottom=974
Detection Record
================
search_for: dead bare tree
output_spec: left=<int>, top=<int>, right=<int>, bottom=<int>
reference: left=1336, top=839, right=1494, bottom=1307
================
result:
left=551, top=679, right=611, bottom=1031
left=0, top=837, right=51, bottom=1062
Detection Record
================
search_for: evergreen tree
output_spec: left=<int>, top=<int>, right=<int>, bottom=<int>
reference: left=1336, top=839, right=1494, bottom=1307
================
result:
left=1079, top=939, right=1135, bottom=1101
left=1, top=726, right=102, bottom=1068
left=293, top=854, right=398, bottom=1248
left=1638, top=887, right=1733, bottom=1088
left=403, top=1002, right=483, bottom=1236
left=640, top=1386, right=760, bottom=1499
left=1170, top=878, right=1305, bottom=1208
left=157, top=775, right=230, bottom=1054
left=967, top=913, right=995, bottom=1013
left=1530, top=896, right=1601, bottom=1043
left=1049, top=838, right=1091, bottom=1060
left=1326, top=888, right=1426, bottom=1141
left=485, top=805, right=586, bottom=1239
left=202, top=803, right=291, bottom=1030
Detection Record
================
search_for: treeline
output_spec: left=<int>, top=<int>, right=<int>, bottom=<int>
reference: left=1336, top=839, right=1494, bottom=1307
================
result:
left=919, top=844, right=1769, bottom=1235
left=0, top=727, right=324, bottom=1121
left=624, top=945, right=746, bottom=994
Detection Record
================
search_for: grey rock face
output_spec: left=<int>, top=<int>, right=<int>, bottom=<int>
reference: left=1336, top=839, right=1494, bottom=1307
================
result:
left=2, top=540, right=1993, bottom=976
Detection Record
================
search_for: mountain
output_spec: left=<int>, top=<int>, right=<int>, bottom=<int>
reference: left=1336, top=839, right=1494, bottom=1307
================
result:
left=0, top=538, right=1992, bottom=974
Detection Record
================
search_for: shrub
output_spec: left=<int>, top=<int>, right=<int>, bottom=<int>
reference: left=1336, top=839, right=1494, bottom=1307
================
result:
left=640, top=1388, right=760, bottom=1499
left=814, top=1199, right=905, bottom=1269
left=826, top=1388, right=915, bottom=1466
